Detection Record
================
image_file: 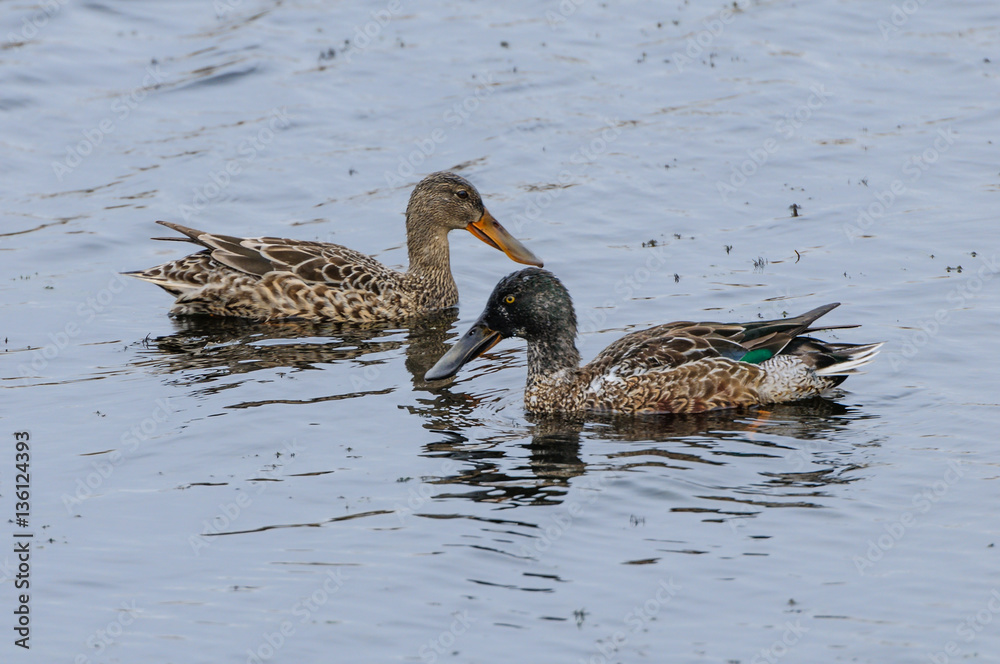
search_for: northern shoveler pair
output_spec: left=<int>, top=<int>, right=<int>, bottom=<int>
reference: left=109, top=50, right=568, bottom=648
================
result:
left=129, top=172, right=881, bottom=414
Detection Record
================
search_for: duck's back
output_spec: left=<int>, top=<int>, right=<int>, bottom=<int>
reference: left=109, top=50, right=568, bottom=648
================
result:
left=128, top=223, right=418, bottom=321
left=569, top=324, right=767, bottom=413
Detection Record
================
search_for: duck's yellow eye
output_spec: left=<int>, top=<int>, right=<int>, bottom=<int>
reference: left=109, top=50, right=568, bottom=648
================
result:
left=504, top=295, right=515, bottom=304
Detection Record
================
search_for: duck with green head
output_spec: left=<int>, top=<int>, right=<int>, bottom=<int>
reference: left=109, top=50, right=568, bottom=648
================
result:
left=425, top=268, right=882, bottom=414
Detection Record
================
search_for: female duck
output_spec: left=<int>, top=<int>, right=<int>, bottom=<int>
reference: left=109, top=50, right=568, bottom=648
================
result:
left=425, top=268, right=882, bottom=414
left=126, top=172, right=542, bottom=321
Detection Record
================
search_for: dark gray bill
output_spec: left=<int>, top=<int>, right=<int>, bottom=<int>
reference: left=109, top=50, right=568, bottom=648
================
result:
left=424, top=318, right=503, bottom=381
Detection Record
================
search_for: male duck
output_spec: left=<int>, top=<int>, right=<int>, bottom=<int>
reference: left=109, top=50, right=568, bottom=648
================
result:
left=126, top=172, right=542, bottom=321
left=425, top=268, right=882, bottom=414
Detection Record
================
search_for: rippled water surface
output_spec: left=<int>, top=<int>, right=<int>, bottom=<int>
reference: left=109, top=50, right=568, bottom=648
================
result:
left=3, top=1, right=1000, bottom=662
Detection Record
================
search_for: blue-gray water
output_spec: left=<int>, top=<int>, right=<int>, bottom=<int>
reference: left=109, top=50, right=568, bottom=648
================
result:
left=2, top=1, right=999, bottom=662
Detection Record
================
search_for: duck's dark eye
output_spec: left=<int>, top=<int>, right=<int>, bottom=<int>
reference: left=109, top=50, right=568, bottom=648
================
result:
left=455, top=190, right=469, bottom=200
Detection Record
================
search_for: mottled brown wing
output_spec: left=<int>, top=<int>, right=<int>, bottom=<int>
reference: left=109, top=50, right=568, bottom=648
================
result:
left=191, top=232, right=400, bottom=293
left=247, top=238, right=399, bottom=294
left=571, top=304, right=850, bottom=414
left=591, top=303, right=845, bottom=373
left=587, top=325, right=748, bottom=377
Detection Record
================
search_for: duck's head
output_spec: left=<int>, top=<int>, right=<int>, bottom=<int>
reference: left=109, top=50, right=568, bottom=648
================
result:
left=408, top=172, right=542, bottom=267
left=425, top=268, right=575, bottom=380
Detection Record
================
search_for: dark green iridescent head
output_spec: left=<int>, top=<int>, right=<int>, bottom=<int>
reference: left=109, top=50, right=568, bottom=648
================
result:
left=480, top=268, right=577, bottom=341
left=424, top=268, right=577, bottom=381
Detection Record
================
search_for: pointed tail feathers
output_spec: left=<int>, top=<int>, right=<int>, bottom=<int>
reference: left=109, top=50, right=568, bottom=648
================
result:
left=814, top=342, right=884, bottom=376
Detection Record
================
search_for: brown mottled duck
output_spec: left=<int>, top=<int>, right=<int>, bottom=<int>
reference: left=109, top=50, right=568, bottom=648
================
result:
left=125, top=172, right=542, bottom=322
left=425, top=268, right=882, bottom=415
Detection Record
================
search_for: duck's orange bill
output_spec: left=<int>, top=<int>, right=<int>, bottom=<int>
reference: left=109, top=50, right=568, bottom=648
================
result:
left=466, top=209, right=543, bottom=267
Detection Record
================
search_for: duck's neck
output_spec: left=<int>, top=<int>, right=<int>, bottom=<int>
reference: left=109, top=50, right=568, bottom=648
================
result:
left=526, top=331, right=582, bottom=383
left=404, top=213, right=457, bottom=300
left=523, top=332, right=582, bottom=412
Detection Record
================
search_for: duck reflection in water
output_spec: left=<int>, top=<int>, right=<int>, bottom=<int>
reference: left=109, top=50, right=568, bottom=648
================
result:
left=135, top=309, right=462, bottom=401
left=406, top=396, right=876, bottom=511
